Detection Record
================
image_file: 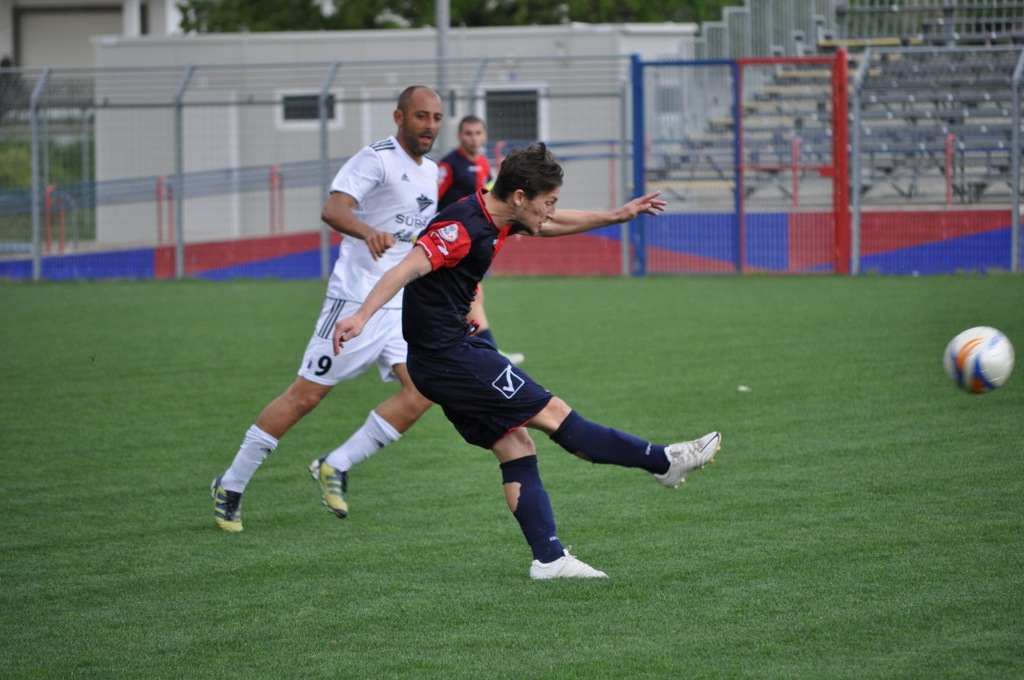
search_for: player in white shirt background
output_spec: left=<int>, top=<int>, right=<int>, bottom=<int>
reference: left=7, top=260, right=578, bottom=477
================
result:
left=211, top=86, right=443, bottom=531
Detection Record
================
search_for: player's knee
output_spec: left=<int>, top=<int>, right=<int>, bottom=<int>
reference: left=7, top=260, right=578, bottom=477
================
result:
left=399, top=387, right=433, bottom=416
left=295, top=392, right=325, bottom=415
left=513, top=429, right=537, bottom=456
left=526, top=397, right=573, bottom=435
left=543, top=397, right=573, bottom=421
left=493, top=428, right=536, bottom=463
left=286, top=381, right=329, bottom=415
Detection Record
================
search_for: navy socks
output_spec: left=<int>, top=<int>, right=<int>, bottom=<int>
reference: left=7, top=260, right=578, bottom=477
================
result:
left=500, top=455, right=565, bottom=563
left=501, top=412, right=667, bottom=563
left=550, top=410, right=669, bottom=474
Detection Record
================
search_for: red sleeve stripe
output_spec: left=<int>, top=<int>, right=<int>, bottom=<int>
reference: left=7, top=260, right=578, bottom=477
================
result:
left=418, top=220, right=472, bottom=270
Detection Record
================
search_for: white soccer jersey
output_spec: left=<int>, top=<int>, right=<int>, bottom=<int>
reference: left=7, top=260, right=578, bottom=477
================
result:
left=326, top=136, right=438, bottom=306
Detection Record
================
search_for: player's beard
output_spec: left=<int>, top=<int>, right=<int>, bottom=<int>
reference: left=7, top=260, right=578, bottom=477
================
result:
left=401, top=127, right=435, bottom=158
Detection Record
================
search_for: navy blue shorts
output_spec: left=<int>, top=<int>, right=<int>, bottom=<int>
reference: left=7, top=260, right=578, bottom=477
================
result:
left=407, top=336, right=553, bottom=449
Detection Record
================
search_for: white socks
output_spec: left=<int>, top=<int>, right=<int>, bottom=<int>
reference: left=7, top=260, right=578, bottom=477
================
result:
left=219, top=411, right=399, bottom=494
left=324, top=410, right=401, bottom=472
left=221, top=425, right=279, bottom=493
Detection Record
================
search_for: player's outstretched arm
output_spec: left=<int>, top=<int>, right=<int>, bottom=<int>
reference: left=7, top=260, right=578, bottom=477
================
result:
left=333, top=247, right=433, bottom=355
left=536, top=191, right=666, bottom=237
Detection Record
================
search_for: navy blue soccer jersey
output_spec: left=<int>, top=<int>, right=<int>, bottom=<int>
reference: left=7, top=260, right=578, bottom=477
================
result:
left=437, top=148, right=492, bottom=210
left=403, top=192, right=552, bottom=449
left=404, top=190, right=519, bottom=352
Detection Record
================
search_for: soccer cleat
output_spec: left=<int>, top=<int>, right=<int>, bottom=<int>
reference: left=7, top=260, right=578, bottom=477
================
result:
left=211, top=475, right=243, bottom=532
left=309, top=457, right=349, bottom=519
left=499, top=349, right=525, bottom=366
left=655, top=431, right=721, bottom=489
left=530, top=548, right=608, bottom=580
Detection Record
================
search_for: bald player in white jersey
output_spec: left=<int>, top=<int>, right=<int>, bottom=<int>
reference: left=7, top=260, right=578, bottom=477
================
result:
left=211, top=86, right=442, bottom=531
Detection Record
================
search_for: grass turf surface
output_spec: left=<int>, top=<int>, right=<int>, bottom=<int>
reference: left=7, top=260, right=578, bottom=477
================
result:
left=1, top=275, right=1021, bottom=679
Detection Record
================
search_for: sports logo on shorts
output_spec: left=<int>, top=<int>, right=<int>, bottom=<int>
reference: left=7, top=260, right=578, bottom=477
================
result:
left=491, top=365, right=525, bottom=399
left=438, top=224, right=460, bottom=242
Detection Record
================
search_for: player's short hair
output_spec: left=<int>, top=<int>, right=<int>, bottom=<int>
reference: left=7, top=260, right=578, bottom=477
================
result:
left=397, top=85, right=439, bottom=113
left=490, top=142, right=563, bottom=200
left=458, top=115, right=486, bottom=132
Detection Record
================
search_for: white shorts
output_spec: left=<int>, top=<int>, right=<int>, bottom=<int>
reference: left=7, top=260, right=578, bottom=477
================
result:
left=297, top=298, right=406, bottom=386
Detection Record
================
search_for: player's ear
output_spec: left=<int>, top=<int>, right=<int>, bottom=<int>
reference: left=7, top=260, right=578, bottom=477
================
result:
left=393, top=108, right=403, bottom=127
left=512, top=189, right=525, bottom=206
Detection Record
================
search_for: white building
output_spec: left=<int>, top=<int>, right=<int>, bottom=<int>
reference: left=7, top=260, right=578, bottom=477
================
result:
left=80, top=23, right=698, bottom=245
left=0, top=0, right=181, bottom=67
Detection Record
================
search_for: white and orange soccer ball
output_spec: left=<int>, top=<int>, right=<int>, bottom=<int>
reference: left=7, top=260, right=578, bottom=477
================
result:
left=943, top=326, right=1015, bottom=394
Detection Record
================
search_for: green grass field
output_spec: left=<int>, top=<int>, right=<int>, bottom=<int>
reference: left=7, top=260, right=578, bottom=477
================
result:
left=1, top=275, right=1021, bottom=679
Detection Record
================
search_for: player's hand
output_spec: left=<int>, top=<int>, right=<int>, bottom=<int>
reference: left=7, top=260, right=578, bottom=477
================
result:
left=622, top=191, right=667, bottom=219
left=364, top=230, right=396, bottom=260
left=333, top=316, right=365, bottom=355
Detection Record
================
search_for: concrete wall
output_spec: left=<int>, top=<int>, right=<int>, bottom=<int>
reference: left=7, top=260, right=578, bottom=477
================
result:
left=92, top=23, right=697, bottom=67
left=88, top=24, right=697, bottom=245
left=2, top=0, right=180, bottom=66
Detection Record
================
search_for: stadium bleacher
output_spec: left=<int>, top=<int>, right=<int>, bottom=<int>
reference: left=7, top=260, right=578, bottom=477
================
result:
left=853, top=45, right=1021, bottom=203
left=662, top=0, right=1024, bottom=207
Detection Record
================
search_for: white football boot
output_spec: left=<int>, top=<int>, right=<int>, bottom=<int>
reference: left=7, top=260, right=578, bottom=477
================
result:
left=655, top=432, right=721, bottom=489
left=530, top=548, right=608, bottom=580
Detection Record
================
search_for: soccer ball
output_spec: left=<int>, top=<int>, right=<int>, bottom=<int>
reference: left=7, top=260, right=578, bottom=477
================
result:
left=943, top=326, right=1015, bottom=394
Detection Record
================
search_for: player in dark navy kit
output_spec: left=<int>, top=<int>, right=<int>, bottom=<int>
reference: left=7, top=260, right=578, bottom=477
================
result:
left=438, top=115, right=491, bottom=211
left=332, top=143, right=721, bottom=579
left=438, top=115, right=524, bottom=365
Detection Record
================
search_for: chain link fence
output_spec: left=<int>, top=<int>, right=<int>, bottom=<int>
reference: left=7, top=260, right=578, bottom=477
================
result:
left=2, top=47, right=1021, bottom=279
left=0, top=55, right=631, bottom=279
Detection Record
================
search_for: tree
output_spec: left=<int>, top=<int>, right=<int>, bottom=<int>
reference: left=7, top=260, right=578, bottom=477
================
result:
left=176, top=0, right=737, bottom=32
left=178, top=0, right=329, bottom=33
left=488, top=0, right=722, bottom=25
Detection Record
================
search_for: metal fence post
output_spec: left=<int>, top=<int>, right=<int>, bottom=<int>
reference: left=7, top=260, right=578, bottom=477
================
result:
left=319, top=61, right=341, bottom=280
left=436, top=0, right=450, bottom=154
left=630, top=54, right=646, bottom=277
left=831, top=48, right=851, bottom=275
left=467, top=57, right=487, bottom=117
left=29, top=68, right=50, bottom=281
left=619, top=79, right=631, bottom=277
left=82, top=108, right=93, bottom=246
left=850, top=47, right=871, bottom=276
left=1011, top=48, right=1023, bottom=273
left=173, top=65, right=194, bottom=279
left=732, top=59, right=743, bottom=273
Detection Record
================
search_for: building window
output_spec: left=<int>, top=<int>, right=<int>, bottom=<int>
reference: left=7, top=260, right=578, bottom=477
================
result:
left=485, top=89, right=538, bottom=143
left=282, top=94, right=335, bottom=121
left=275, top=90, right=344, bottom=131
